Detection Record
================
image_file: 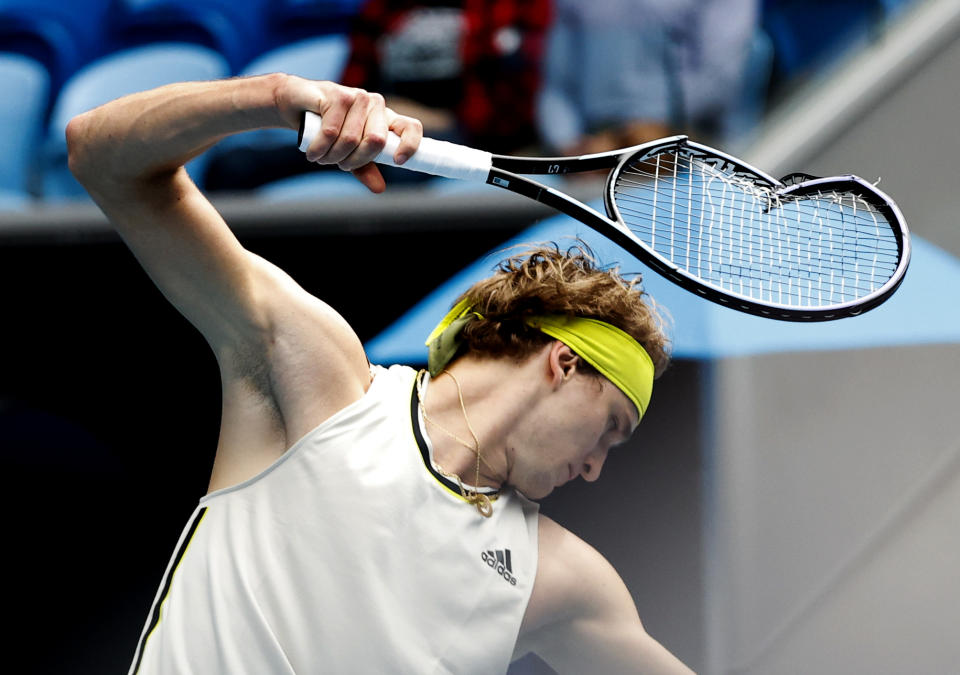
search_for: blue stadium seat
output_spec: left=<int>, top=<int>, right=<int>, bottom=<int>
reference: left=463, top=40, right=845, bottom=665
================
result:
left=41, top=43, right=230, bottom=202
left=242, top=33, right=350, bottom=82
left=0, top=52, right=49, bottom=200
left=110, top=0, right=270, bottom=71
left=0, top=190, right=29, bottom=211
left=0, top=0, right=113, bottom=96
left=267, top=1, right=366, bottom=43
left=274, top=0, right=366, bottom=17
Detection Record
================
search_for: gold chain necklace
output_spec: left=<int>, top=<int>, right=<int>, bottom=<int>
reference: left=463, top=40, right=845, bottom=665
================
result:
left=416, top=369, right=494, bottom=518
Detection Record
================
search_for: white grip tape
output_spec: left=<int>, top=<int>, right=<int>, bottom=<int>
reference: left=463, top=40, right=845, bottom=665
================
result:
left=299, top=111, right=492, bottom=182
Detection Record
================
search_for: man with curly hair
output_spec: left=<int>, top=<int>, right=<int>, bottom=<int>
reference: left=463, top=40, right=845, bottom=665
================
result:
left=67, top=74, right=692, bottom=674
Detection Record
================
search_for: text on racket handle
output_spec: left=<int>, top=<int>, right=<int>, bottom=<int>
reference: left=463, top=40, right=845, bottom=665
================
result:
left=298, top=111, right=492, bottom=182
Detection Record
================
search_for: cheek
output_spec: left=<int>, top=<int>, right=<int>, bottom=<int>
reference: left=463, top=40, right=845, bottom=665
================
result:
left=547, top=419, right=601, bottom=459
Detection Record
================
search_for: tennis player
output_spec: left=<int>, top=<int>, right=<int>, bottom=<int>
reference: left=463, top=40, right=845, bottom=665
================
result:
left=67, top=74, right=694, bottom=674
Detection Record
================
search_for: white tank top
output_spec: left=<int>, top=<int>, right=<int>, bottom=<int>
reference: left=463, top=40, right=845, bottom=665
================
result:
left=129, top=364, right=540, bottom=675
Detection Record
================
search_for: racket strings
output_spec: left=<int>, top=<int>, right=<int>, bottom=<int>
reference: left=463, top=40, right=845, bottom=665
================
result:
left=616, top=207, right=900, bottom=265
left=615, top=202, right=900, bottom=258
left=614, top=175, right=897, bottom=240
left=612, top=154, right=901, bottom=307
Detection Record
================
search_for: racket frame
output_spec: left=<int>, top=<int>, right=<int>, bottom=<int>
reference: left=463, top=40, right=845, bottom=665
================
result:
left=483, top=137, right=910, bottom=321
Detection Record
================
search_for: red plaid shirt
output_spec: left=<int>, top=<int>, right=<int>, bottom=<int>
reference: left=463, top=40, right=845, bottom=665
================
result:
left=341, top=0, right=550, bottom=154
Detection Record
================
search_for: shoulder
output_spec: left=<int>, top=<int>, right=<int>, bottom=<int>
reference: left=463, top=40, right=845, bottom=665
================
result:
left=516, top=515, right=695, bottom=674
left=524, top=515, right=631, bottom=631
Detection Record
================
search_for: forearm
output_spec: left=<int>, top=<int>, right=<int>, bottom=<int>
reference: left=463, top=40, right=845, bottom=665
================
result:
left=68, top=73, right=423, bottom=203
left=67, top=74, right=288, bottom=190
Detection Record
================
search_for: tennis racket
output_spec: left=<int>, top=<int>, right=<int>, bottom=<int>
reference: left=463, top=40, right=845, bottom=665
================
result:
left=299, top=111, right=910, bottom=321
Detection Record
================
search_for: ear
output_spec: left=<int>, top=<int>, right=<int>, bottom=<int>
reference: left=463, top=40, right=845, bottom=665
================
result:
left=546, top=340, right=580, bottom=386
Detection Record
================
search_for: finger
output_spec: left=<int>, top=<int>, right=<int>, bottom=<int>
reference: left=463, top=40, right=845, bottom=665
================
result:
left=304, top=87, right=356, bottom=163
left=387, top=114, right=423, bottom=165
left=338, top=96, right=389, bottom=172
left=325, top=91, right=383, bottom=166
left=351, top=164, right=386, bottom=194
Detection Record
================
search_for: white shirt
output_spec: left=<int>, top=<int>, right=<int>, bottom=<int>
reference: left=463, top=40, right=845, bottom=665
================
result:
left=130, top=364, right=539, bottom=674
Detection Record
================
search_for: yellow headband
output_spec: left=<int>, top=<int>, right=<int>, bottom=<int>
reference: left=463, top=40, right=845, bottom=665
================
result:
left=523, top=315, right=654, bottom=420
left=425, top=299, right=655, bottom=421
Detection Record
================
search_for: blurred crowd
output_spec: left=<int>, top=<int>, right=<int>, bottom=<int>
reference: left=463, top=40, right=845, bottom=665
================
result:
left=0, top=0, right=913, bottom=206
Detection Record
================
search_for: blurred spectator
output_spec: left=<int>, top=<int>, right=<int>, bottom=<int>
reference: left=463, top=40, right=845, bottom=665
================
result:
left=341, top=0, right=551, bottom=156
left=536, top=0, right=760, bottom=155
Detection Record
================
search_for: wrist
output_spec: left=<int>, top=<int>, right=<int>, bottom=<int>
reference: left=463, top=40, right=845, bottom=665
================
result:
left=270, top=73, right=332, bottom=131
left=227, top=72, right=292, bottom=132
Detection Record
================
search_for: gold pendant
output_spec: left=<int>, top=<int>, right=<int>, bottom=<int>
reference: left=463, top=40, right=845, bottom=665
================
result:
left=473, top=493, right=493, bottom=518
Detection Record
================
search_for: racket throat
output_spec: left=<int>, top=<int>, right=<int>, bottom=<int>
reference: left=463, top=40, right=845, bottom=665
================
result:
left=486, top=168, right=633, bottom=248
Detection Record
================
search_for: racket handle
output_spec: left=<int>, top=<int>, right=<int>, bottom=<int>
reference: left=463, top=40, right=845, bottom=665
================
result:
left=298, top=111, right=492, bottom=182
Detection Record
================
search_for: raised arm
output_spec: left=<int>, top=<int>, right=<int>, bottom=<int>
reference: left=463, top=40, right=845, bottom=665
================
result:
left=67, top=74, right=419, bottom=348
left=519, top=516, right=696, bottom=674
left=66, top=75, right=422, bottom=489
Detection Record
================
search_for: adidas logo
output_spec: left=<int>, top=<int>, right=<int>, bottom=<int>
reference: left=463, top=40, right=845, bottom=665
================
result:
left=481, top=549, right=518, bottom=586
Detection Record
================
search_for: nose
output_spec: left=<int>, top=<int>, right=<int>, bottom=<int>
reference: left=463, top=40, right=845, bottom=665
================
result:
left=580, top=445, right=610, bottom=482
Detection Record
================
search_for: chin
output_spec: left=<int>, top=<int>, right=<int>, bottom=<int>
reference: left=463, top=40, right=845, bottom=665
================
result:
left=511, top=470, right=558, bottom=500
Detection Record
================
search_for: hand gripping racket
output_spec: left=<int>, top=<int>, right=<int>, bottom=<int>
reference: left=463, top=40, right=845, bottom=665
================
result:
left=299, top=111, right=910, bottom=321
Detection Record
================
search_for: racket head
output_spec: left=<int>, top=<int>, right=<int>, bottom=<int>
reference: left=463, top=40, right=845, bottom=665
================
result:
left=603, top=139, right=911, bottom=321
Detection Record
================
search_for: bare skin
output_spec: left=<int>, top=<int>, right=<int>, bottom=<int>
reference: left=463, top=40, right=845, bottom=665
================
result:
left=67, top=73, right=693, bottom=674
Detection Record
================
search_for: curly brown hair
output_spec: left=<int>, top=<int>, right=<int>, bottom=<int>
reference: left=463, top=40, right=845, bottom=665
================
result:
left=453, top=242, right=671, bottom=378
